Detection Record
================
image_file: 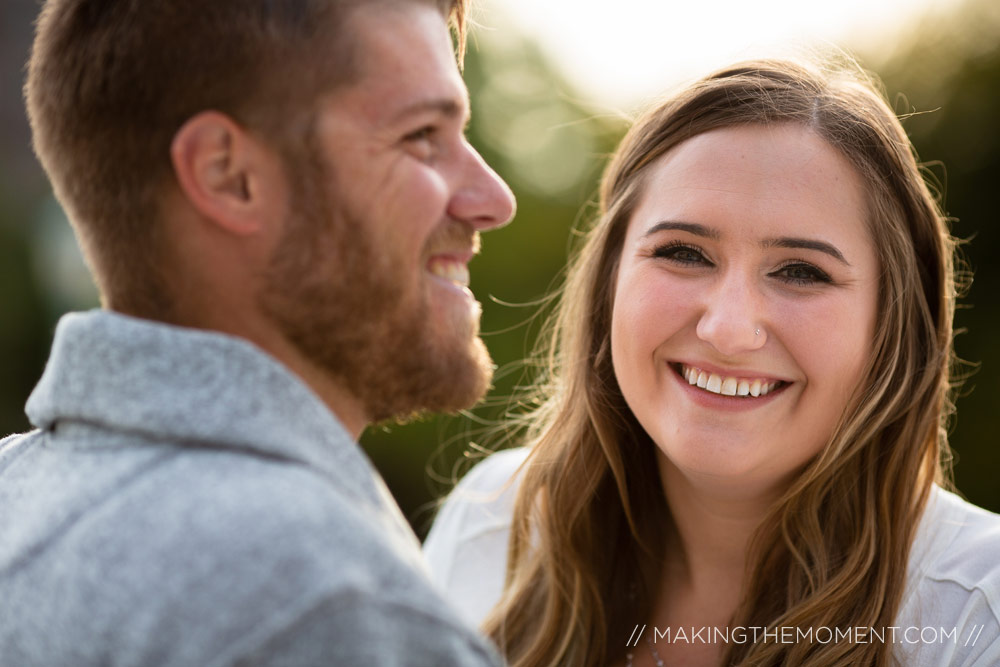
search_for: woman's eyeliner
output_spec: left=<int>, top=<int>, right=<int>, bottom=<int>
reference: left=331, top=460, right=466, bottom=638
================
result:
left=652, top=242, right=833, bottom=285
left=772, top=262, right=833, bottom=285
left=652, top=242, right=708, bottom=264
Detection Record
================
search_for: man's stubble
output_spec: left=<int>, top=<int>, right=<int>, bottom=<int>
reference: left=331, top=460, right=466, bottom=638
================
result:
left=257, top=142, right=493, bottom=424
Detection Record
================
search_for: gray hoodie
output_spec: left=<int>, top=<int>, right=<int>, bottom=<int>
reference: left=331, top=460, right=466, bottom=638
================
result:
left=0, top=310, right=500, bottom=667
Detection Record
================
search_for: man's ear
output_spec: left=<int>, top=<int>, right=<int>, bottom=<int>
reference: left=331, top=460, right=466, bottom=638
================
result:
left=170, top=111, right=282, bottom=236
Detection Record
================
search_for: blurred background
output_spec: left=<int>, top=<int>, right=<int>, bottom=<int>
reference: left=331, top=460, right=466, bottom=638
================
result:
left=1, top=0, right=997, bottom=536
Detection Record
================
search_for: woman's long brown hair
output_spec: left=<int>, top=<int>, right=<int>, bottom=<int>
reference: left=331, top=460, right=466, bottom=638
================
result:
left=484, top=57, right=959, bottom=667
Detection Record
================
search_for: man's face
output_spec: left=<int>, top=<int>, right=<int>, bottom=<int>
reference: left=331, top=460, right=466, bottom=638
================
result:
left=259, top=3, right=515, bottom=426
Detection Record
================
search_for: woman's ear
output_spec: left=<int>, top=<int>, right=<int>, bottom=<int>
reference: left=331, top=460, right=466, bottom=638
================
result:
left=170, top=111, right=284, bottom=236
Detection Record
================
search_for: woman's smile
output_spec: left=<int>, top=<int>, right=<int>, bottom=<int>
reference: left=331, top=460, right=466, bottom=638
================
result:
left=672, top=362, right=788, bottom=397
left=611, top=122, right=879, bottom=488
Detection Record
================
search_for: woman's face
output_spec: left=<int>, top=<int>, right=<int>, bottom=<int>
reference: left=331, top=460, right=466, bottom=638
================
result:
left=610, top=123, right=879, bottom=497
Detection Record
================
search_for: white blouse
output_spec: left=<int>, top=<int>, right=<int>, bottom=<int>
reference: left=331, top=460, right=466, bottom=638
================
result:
left=424, top=447, right=1000, bottom=666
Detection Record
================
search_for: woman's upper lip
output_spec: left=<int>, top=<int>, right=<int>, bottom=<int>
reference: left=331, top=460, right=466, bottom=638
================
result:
left=671, top=360, right=792, bottom=384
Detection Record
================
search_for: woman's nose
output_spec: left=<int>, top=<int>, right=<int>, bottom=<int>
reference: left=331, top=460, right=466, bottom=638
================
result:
left=695, top=274, right=767, bottom=356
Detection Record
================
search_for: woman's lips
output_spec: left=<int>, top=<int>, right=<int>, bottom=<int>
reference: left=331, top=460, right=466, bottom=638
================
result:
left=672, top=362, right=789, bottom=398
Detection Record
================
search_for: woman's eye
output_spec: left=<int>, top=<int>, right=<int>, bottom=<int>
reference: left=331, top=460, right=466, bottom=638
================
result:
left=653, top=244, right=709, bottom=265
left=773, top=263, right=832, bottom=285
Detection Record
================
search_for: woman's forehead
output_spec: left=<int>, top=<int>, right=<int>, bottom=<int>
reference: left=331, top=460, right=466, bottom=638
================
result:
left=626, top=124, right=870, bottom=243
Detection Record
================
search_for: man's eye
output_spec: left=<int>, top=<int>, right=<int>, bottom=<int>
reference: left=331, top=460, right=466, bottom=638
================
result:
left=405, top=126, right=435, bottom=142
left=652, top=243, right=709, bottom=265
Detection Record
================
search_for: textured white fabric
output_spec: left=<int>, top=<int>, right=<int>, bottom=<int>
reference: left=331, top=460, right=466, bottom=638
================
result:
left=424, top=447, right=1000, bottom=665
left=424, top=448, right=527, bottom=623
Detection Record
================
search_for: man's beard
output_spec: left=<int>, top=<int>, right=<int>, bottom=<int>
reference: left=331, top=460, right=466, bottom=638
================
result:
left=257, top=153, right=493, bottom=425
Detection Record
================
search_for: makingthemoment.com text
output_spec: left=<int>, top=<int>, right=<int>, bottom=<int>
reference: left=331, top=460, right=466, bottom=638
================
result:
left=626, top=624, right=985, bottom=647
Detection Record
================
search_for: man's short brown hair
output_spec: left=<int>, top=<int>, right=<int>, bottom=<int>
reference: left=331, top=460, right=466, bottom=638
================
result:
left=25, top=0, right=469, bottom=318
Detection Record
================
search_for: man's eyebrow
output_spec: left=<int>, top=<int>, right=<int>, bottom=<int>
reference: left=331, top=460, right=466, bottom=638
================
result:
left=762, top=237, right=850, bottom=265
left=389, top=97, right=469, bottom=125
left=643, top=221, right=721, bottom=240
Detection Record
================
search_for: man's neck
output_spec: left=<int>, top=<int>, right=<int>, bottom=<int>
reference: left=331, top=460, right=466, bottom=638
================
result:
left=263, top=333, right=370, bottom=441
left=172, top=303, right=371, bottom=441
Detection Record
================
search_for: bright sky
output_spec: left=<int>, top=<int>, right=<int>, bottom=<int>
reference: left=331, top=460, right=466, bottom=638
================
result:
left=481, top=0, right=963, bottom=108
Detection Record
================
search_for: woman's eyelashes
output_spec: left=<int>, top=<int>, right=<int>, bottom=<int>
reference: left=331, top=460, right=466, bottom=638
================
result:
left=770, top=262, right=833, bottom=285
left=652, top=241, right=710, bottom=265
left=650, top=242, right=834, bottom=285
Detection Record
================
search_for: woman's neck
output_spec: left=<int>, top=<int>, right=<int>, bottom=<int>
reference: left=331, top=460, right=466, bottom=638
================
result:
left=654, top=456, right=788, bottom=622
left=633, top=459, right=787, bottom=666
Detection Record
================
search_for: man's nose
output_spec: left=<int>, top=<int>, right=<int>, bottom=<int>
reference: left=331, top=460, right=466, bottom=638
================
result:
left=695, top=273, right=768, bottom=357
left=446, top=142, right=516, bottom=231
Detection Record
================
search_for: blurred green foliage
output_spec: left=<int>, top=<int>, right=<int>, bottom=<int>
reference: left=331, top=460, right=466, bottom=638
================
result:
left=367, top=3, right=1000, bottom=533
left=0, top=193, right=50, bottom=435
left=1, top=0, right=997, bottom=538
left=873, top=0, right=1000, bottom=514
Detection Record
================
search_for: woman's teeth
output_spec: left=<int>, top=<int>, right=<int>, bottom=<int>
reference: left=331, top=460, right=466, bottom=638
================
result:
left=681, top=364, right=781, bottom=397
left=427, top=258, right=470, bottom=287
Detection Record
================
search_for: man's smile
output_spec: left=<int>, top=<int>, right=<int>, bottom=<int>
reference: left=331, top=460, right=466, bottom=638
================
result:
left=427, top=255, right=471, bottom=287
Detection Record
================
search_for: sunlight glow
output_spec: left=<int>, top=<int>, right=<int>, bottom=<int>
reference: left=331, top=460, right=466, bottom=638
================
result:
left=480, top=0, right=964, bottom=108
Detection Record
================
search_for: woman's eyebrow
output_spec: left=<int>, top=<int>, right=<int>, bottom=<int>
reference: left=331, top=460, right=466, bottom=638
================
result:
left=643, top=221, right=720, bottom=240
left=762, top=237, right=850, bottom=265
left=643, top=221, right=851, bottom=266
